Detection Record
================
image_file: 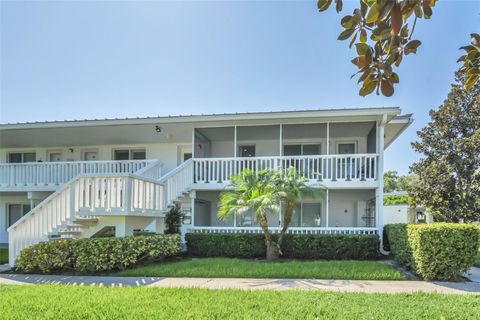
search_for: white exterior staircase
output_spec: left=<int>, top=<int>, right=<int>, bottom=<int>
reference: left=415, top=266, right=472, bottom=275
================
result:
left=7, top=159, right=195, bottom=266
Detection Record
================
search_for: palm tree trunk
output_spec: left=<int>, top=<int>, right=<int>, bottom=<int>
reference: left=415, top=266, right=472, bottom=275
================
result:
left=277, top=202, right=294, bottom=249
left=258, top=213, right=279, bottom=260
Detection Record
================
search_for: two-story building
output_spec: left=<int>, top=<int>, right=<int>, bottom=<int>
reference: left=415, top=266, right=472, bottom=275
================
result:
left=0, top=107, right=412, bottom=265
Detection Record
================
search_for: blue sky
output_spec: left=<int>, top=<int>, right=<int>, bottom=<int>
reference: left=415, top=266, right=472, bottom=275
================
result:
left=1, top=1, right=478, bottom=174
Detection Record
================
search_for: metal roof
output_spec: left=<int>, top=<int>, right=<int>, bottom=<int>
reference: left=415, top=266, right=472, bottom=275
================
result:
left=0, top=106, right=404, bottom=129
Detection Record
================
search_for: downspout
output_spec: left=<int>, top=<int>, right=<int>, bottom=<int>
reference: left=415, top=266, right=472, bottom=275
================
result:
left=378, top=114, right=390, bottom=256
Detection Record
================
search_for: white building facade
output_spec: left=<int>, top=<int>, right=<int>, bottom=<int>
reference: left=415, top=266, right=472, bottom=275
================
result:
left=0, top=108, right=412, bottom=265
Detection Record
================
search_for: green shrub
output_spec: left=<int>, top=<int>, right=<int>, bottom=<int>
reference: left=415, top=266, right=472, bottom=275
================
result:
left=383, top=194, right=412, bottom=206
left=281, top=234, right=379, bottom=260
left=15, top=239, right=80, bottom=273
left=385, top=223, right=479, bottom=280
left=186, top=233, right=379, bottom=260
left=186, top=233, right=266, bottom=258
left=15, top=234, right=180, bottom=274
left=165, top=202, right=184, bottom=235
left=385, top=224, right=413, bottom=269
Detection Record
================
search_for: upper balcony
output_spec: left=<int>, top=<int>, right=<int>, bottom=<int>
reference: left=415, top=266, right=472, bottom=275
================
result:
left=192, top=154, right=378, bottom=189
left=0, top=160, right=158, bottom=192
left=192, top=122, right=381, bottom=188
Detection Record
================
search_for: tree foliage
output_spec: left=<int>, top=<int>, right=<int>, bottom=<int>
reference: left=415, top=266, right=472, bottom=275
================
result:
left=165, top=202, right=184, bottom=234
left=409, top=71, right=480, bottom=222
left=317, top=0, right=436, bottom=97
left=384, top=170, right=418, bottom=193
left=458, top=33, right=480, bottom=90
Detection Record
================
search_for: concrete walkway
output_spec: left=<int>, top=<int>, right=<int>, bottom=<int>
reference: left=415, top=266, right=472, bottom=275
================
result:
left=0, top=273, right=479, bottom=294
left=467, top=267, right=480, bottom=283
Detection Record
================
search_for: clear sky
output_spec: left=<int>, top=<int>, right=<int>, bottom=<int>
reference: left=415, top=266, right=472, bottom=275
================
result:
left=0, top=1, right=478, bottom=174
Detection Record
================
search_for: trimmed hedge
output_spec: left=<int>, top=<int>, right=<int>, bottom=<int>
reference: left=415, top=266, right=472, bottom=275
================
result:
left=185, top=233, right=379, bottom=260
left=385, top=223, right=479, bottom=280
left=15, top=234, right=181, bottom=274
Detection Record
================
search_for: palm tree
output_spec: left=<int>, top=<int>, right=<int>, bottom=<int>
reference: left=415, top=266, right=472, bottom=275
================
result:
left=273, top=167, right=323, bottom=255
left=219, top=167, right=324, bottom=260
left=218, top=169, right=280, bottom=260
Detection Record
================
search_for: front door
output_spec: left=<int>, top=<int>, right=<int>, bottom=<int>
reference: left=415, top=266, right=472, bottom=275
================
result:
left=178, top=146, right=193, bottom=165
left=49, top=152, right=63, bottom=162
left=337, top=143, right=356, bottom=180
left=83, top=151, right=98, bottom=161
left=238, top=145, right=255, bottom=171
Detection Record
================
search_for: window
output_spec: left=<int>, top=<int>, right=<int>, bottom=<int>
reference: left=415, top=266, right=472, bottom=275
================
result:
left=282, top=202, right=322, bottom=228
left=337, top=143, right=356, bottom=154
left=113, top=148, right=146, bottom=160
left=8, top=204, right=31, bottom=227
left=283, top=144, right=321, bottom=156
left=239, top=145, right=255, bottom=157
left=8, top=152, right=36, bottom=163
left=183, top=153, right=192, bottom=162
left=235, top=208, right=256, bottom=227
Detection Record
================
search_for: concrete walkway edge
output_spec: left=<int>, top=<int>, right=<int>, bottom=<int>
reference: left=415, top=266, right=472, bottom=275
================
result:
left=0, top=273, right=479, bottom=295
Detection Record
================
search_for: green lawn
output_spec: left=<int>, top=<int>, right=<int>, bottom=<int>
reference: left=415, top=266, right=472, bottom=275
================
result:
left=0, top=248, right=7, bottom=265
left=118, top=257, right=405, bottom=280
left=1, top=285, right=479, bottom=319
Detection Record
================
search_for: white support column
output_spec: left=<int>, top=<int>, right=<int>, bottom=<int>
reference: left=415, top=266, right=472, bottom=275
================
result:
left=234, top=125, right=237, bottom=157
left=376, top=115, right=387, bottom=254
left=325, top=189, right=329, bottom=227
left=326, top=122, right=330, bottom=155
left=279, top=124, right=283, bottom=156
left=191, top=128, right=196, bottom=158
left=190, top=190, right=196, bottom=227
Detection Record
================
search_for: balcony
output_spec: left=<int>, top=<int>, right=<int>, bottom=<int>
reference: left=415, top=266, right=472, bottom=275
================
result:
left=0, top=160, right=156, bottom=191
left=192, top=154, right=379, bottom=189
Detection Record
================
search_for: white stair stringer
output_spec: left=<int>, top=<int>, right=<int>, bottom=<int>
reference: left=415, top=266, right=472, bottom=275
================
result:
left=157, top=159, right=194, bottom=210
left=8, top=173, right=166, bottom=266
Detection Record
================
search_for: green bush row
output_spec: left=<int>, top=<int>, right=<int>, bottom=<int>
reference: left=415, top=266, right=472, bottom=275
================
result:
left=15, top=234, right=181, bottom=274
left=385, top=223, right=479, bottom=280
left=185, top=233, right=379, bottom=260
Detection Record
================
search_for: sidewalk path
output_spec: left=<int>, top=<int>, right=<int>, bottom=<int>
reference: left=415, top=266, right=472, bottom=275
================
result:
left=467, top=267, right=480, bottom=283
left=0, top=273, right=479, bottom=294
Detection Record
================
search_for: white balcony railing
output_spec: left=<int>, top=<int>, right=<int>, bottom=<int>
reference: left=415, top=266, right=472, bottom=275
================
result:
left=188, top=226, right=379, bottom=235
left=192, top=154, right=378, bottom=184
left=0, top=160, right=155, bottom=188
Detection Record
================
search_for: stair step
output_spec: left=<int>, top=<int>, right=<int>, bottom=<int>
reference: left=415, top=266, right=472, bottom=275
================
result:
left=74, top=218, right=99, bottom=225
left=58, top=230, right=82, bottom=235
left=66, top=224, right=88, bottom=228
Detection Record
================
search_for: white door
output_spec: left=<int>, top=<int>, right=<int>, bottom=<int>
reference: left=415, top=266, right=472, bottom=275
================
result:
left=83, top=151, right=98, bottom=161
left=178, top=146, right=192, bottom=165
left=49, top=152, right=63, bottom=162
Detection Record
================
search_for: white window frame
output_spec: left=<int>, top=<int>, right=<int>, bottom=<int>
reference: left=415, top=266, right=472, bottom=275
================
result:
left=283, top=143, right=322, bottom=156
left=336, top=140, right=358, bottom=155
left=7, top=151, right=37, bottom=163
left=112, top=148, right=146, bottom=161
left=6, top=203, right=31, bottom=228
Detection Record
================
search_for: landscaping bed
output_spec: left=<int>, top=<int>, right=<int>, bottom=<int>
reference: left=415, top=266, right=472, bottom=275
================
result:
left=117, top=257, right=405, bottom=280
left=1, top=285, right=479, bottom=319
left=186, top=233, right=379, bottom=260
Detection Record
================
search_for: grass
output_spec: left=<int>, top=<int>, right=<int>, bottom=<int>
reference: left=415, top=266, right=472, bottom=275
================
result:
left=1, top=285, right=479, bottom=319
left=0, top=248, right=7, bottom=265
left=118, top=257, right=406, bottom=280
